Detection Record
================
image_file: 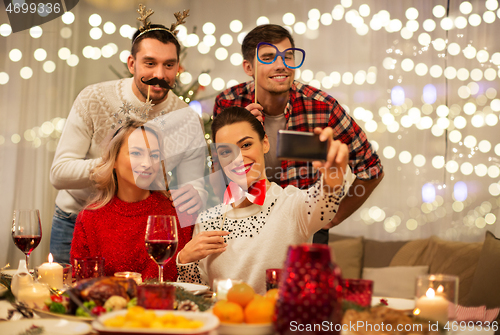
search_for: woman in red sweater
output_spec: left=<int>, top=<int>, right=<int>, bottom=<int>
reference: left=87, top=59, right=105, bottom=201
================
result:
left=70, top=119, right=195, bottom=281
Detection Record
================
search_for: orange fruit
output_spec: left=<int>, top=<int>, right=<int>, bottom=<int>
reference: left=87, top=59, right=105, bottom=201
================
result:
left=244, top=298, right=275, bottom=324
left=212, top=300, right=244, bottom=323
left=227, top=282, right=255, bottom=308
left=264, top=288, right=279, bottom=303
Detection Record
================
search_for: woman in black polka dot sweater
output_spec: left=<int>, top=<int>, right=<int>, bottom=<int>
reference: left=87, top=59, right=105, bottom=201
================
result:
left=176, top=107, right=348, bottom=294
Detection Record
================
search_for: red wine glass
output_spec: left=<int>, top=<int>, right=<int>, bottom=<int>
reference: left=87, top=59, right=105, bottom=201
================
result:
left=12, top=209, right=42, bottom=270
left=145, top=215, right=178, bottom=283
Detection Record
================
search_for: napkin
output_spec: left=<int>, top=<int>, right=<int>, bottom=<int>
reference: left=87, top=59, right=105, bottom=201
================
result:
left=449, top=304, right=500, bottom=322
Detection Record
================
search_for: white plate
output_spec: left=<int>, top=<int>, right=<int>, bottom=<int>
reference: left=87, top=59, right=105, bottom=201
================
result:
left=218, top=322, right=274, bottom=335
left=371, top=296, right=415, bottom=310
left=2, top=319, right=92, bottom=335
left=170, top=282, right=209, bottom=294
left=93, top=309, right=219, bottom=334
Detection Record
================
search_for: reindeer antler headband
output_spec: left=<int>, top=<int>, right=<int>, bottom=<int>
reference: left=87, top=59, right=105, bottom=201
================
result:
left=132, top=4, right=190, bottom=44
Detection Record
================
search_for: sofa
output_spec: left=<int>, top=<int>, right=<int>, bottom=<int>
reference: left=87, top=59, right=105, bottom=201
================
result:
left=328, top=230, right=500, bottom=308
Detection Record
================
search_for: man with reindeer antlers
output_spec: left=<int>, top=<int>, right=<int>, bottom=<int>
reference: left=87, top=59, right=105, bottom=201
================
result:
left=49, top=5, right=206, bottom=264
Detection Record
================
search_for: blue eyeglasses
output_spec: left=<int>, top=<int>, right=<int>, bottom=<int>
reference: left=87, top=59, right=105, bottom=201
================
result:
left=256, top=42, right=306, bottom=69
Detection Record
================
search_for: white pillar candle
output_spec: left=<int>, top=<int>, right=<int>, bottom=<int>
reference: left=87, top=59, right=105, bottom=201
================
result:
left=114, top=271, right=142, bottom=284
left=37, top=253, right=64, bottom=289
left=17, top=283, right=51, bottom=309
left=214, top=279, right=234, bottom=300
left=415, top=288, right=449, bottom=324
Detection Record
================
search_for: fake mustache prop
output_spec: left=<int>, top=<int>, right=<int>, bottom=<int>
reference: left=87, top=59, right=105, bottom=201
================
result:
left=141, top=77, right=174, bottom=90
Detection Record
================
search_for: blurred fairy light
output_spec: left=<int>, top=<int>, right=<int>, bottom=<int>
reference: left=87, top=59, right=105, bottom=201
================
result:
left=9, top=49, right=22, bottom=62
left=119, top=25, right=133, bottom=39
left=202, top=22, right=216, bottom=35
left=215, top=48, right=228, bottom=61
left=406, top=7, right=419, bottom=20
left=469, top=14, right=482, bottom=26
left=20, top=67, right=33, bottom=79
left=423, top=19, right=436, bottom=32
left=282, top=13, right=295, bottom=26
left=5, top=8, right=500, bottom=234
left=321, top=13, right=333, bottom=25
left=332, top=5, right=345, bottom=21
left=60, top=27, right=72, bottom=39
left=89, top=14, right=102, bottom=27
left=198, top=73, right=211, bottom=86
left=422, top=183, right=436, bottom=203
left=433, top=5, right=446, bottom=18
left=0, top=72, right=9, bottom=85
left=103, top=22, right=116, bottom=34
left=391, top=86, right=405, bottom=106
left=61, top=12, right=75, bottom=24
left=256, top=16, right=270, bottom=26
left=230, top=53, right=243, bottom=66
left=229, top=20, right=243, bottom=33
left=294, top=22, right=307, bottom=34
left=30, top=26, right=43, bottom=38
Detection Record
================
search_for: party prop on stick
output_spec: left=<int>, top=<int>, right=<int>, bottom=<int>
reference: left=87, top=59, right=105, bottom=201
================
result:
left=254, top=46, right=259, bottom=104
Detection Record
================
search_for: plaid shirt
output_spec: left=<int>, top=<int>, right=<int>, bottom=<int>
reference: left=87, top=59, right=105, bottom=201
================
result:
left=213, top=80, right=383, bottom=190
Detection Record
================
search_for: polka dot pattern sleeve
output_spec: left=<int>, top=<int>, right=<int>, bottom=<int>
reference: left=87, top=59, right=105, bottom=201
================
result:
left=176, top=255, right=203, bottom=284
left=292, top=175, right=346, bottom=237
left=175, top=221, right=209, bottom=286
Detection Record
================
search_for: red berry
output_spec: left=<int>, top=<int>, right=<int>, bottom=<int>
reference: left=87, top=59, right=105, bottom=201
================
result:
left=91, top=306, right=107, bottom=316
left=50, top=295, right=63, bottom=303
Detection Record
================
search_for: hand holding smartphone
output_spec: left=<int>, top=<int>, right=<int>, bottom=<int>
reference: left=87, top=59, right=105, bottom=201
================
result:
left=276, top=130, right=328, bottom=161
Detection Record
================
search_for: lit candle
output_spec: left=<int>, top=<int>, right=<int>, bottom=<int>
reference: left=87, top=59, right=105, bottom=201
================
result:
left=37, top=253, right=63, bottom=289
left=114, top=271, right=142, bottom=284
left=215, top=279, right=234, bottom=300
left=414, top=288, right=449, bottom=324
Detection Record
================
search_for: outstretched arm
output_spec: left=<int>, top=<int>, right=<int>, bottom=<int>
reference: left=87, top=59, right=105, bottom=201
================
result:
left=322, top=171, right=384, bottom=229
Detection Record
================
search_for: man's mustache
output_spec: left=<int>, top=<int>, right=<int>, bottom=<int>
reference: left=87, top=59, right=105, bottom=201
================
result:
left=141, top=77, right=173, bottom=90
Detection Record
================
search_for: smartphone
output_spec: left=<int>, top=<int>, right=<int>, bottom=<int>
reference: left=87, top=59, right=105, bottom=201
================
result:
left=276, top=130, right=328, bottom=161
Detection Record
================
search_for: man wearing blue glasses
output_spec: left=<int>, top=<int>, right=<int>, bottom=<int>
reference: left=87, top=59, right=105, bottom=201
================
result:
left=213, top=24, right=384, bottom=243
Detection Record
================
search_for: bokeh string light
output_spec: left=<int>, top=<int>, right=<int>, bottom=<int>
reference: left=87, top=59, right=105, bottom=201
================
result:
left=1, top=2, right=499, bottom=236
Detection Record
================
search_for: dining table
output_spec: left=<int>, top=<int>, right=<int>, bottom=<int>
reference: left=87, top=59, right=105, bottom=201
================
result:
left=1, top=295, right=496, bottom=335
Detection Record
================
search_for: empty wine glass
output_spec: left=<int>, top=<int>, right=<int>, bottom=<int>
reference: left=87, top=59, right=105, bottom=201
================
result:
left=145, top=215, right=178, bottom=283
left=12, top=209, right=42, bottom=270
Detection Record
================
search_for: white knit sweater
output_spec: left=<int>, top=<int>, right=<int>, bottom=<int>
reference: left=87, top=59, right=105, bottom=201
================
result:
left=177, top=180, right=344, bottom=295
left=50, top=78, right=207, bottom=214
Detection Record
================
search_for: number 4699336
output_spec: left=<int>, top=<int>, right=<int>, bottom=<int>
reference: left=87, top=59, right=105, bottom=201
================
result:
left=5, top=2, right=61, bottom=15
left=444, top=321, right=498, bottom=332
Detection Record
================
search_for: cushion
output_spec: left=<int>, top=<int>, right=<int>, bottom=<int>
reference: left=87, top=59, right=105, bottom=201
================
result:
left=467, top=231, right=500, bottom=308
left=362, top=265, right=429, bottom=299
left=363, top=239, right=408, bottom=268
left=329, top=237, right=363, bottom=279
left=390, top=236, right=482, bottom=305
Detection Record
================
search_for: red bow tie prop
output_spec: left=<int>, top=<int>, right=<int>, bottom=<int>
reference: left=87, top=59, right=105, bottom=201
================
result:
left=223, top=179, right=267, bottom=206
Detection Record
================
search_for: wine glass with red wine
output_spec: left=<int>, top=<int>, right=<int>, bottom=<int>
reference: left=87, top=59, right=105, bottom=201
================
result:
left=12, top=209, right=42, bottom=270
left=145, top=215, right=178, bottom=283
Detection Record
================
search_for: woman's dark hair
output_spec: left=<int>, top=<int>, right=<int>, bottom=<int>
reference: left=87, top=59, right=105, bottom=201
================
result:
left=211, top=107, right=266, bottom=142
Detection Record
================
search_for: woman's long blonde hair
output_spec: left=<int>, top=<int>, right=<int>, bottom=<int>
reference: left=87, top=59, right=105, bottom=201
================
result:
left=87, top=119, right=167, bottom=209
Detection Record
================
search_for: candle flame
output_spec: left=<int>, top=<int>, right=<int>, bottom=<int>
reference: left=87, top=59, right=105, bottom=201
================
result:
left=48, top=253, right=53, bottom=264
left=426, top=287, right=436, bottom=298
left=437, top=285, right=444, bottom=293
left=413, top=308, right=421, bottom=315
